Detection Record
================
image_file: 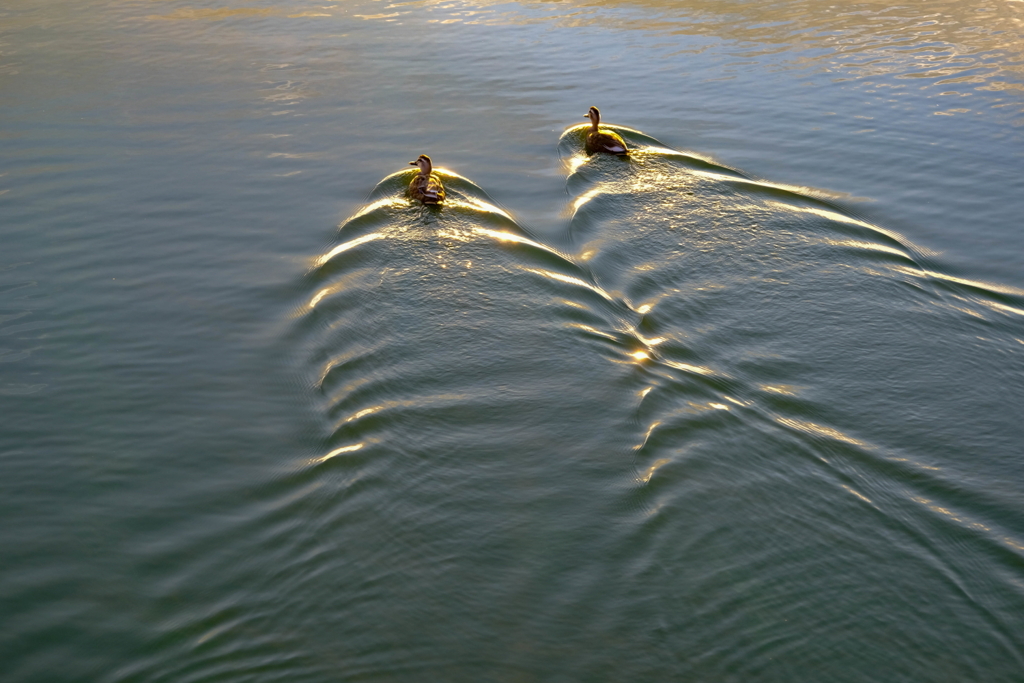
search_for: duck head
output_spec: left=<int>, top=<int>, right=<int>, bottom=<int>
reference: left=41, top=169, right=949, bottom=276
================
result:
left=585, top=106, right=601, bottom=129
left=410, top=154, right=433, bottom=175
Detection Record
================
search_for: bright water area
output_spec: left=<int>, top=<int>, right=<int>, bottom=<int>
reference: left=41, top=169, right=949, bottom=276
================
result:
left=2, top=1, right=1024, bottom=681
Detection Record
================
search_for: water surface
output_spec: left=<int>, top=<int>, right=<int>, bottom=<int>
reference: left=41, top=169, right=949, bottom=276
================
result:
left=2, top=1, right=1023, bottom=681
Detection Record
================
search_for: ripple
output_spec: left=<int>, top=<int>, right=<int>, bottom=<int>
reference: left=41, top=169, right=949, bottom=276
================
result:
left=558, top=120, right=1024, bottom=680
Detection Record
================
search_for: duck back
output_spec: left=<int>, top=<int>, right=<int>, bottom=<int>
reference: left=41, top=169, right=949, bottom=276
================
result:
left=409, top=172, right=446, bottom=204
left=585, top=129, right=629, bottom=156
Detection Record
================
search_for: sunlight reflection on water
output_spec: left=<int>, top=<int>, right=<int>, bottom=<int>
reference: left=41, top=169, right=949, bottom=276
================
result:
left=387, top=0, right=1024, bottom=118
left=136, top=0, right=1024, bottom=111
left=3, top=1, right=1024, bottom=681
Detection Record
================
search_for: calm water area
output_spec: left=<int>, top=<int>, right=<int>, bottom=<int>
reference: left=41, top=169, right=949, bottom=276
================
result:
left=3, top=1, right=1024, bottom=680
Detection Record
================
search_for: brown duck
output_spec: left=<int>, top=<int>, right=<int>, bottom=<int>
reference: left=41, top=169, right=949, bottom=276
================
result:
left=584, top=106, right=629, bottom=156
left=408, top=154, right=446, bottom=205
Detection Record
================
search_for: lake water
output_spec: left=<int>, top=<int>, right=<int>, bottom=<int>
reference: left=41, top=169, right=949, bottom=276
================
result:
left=2, top=1, right=1024, bottom=681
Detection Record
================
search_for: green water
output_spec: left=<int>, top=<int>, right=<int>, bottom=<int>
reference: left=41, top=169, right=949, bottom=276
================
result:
left=2, top=1, right=1023, bottom=681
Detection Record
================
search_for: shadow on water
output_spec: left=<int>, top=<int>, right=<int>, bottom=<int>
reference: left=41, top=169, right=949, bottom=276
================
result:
left=227, top=138, right=1024, bottom=681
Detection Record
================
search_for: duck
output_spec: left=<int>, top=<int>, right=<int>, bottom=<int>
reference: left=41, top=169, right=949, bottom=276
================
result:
left=408, top=154, right=446, bottom=205
left=584, top=106, right=629, bottom=156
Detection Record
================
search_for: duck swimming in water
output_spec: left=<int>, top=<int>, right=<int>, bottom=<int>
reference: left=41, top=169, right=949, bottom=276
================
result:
left=408, top=154, right=446, bottom=205
left=584, top=106, right=629, bottom=156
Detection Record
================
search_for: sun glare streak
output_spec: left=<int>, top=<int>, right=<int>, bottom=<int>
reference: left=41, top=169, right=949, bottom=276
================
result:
left=892, top=265, right=1024, bottom=300
left=457, top=197, right=515, bottom=221
left=313, top=232, right=387, bottom=268
left=842, top=484, right=874, bottom=505
left=911, top=495, right=1024, bottom=553
left=345, top=406, right=380, bottom=423
left=309, top=443, right=364, bottom=465
left=348, top=194, right=409, bottom=221
left=977, top=299, right=1024, bottom=318
left=472, top=227, right=566, bottom=259
left=638, top=457, right=671, bottom=484
left=566, top=154, right=588, bottom=174
left=566, top=322, right=619, bottom=341
left=760, top=383, right=801, bottom=396
left=634, top=420, right=662, bottom=451
left=764, top=200, right=881, bottom=232
left=635, top=333, right=667, bottom=347
left=354, top=12, right=405, bottom=21
left=519, top=267, right=616, bottom=302
left=571, top=187, right=604, bottom=213
left=688, top=168, right=751, bottom=184
left=309, top=288, right=331, bottom=308
left=777, top=417, right=867, bottom=447
left=823, top=238, right=909, bottom=259
left=661, top=359, right=715, bottom=376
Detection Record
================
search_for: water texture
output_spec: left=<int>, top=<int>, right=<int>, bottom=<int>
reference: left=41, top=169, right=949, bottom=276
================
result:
left=2, top=0, right=1023, bottom=681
